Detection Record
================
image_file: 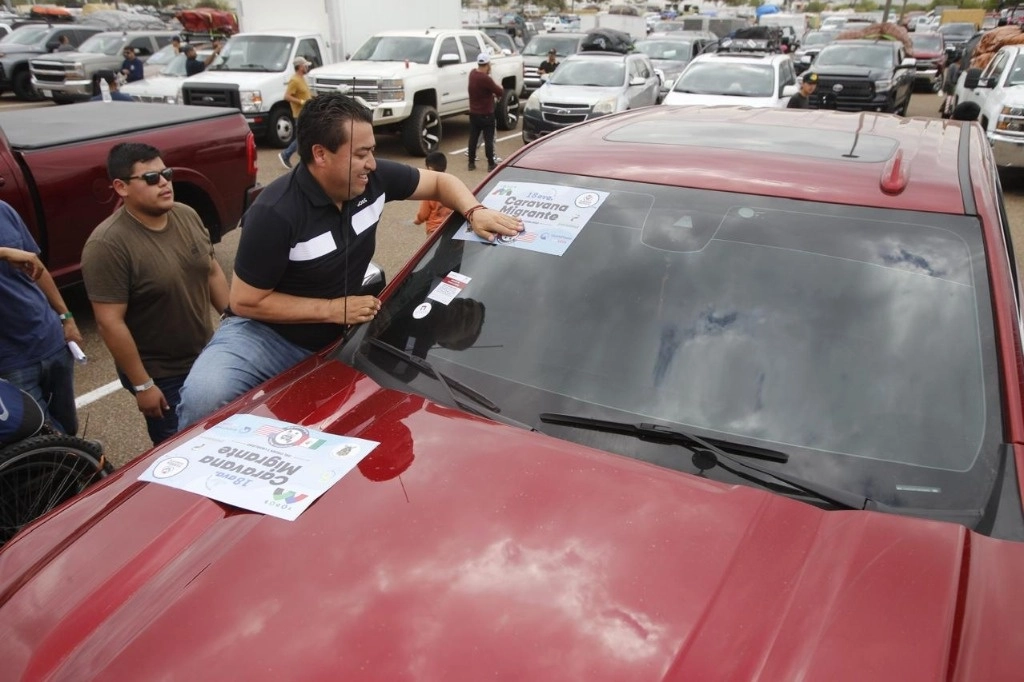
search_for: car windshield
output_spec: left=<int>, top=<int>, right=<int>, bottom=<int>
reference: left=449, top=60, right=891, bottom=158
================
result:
left=211, top=35, right=293, bottom=72
left=77, top=34, right=125, bottom=56
left=522, top=35, right=580, bottom=56
left=939, top=23, right=974, bottom=39
left=338, top=167, right=1003, bottom=521
left=350, top=36, right=435, bottom=64
left=548, top=59, right=625, bottom=87
left=815, top=44, right=894, bottom=68
left=911, top=34, right=943, bottom=53
left=801, top=31, right=835, bottom=47
left=653, top=21, right=686, bottom=32
left=674, top=62, right=774, bottom=97
left=1006, top=54, right=1024, bottom=86
left=1, top=26, right=49, bottom=45
left=635, top=40, right=692, bottom=61
left=161, top=51, right=217, bottom=76
left=145, top=43, right=177, bottom=67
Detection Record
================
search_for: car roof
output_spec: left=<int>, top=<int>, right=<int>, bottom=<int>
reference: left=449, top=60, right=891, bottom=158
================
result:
left=691, top=51, right=787, bottom=65
left=510, top=105, right=971, bottom=214
left=564, top=50, right=640, bottom=62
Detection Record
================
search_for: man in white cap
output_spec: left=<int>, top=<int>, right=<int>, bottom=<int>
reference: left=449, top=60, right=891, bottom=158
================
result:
left=280, top=56, right=313, bottom=169
left=467, top=51, right=504, bottom=171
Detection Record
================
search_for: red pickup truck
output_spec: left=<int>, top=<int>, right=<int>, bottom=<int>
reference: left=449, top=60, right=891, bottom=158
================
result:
left=0, top=102, right=259, bottom=286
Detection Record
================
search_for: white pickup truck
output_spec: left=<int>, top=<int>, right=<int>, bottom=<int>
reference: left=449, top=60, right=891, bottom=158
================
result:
left=308, top=29, right=524, bottom=156
left=955, top=44, right=1024, bottom=168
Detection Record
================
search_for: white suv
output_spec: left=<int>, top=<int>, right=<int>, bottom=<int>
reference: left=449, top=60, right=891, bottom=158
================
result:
left=661, top=52, right=799, bottom=108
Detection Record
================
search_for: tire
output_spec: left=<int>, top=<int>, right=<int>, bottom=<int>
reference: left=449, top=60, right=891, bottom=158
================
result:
left=12, top=68, right=40, bottom=101
left=265, top=105, right=294, bottom=148
left=401, top=104, right=441, bottom=157
left=495, top=89, right=520, bottom=131
left=0, top=434, right=112, bottom=546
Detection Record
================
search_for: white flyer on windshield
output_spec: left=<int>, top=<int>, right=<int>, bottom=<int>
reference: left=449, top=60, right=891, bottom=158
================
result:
left=455, top=181, right=610, bottom=256
left=138, top=414, right=378, bottom=521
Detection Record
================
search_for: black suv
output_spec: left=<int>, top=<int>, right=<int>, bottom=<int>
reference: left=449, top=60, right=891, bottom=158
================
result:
left=807, top=39, right=916, bottom=115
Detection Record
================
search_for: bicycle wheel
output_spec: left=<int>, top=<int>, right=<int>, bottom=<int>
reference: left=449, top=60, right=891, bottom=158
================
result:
left=0, top=435, right=113, bottom=547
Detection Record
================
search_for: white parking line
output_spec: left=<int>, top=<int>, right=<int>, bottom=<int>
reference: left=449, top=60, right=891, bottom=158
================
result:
left=75, top=380, right=121, bottom=408
left=449, top=132, right=521, bottom=155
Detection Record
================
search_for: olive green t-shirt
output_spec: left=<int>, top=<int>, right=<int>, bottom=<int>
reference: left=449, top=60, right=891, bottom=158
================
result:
left=82, top=203, right=215, bottom=378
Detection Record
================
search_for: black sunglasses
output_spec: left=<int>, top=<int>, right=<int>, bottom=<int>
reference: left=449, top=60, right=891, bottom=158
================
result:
left=122, top=168, right=173, bottom=186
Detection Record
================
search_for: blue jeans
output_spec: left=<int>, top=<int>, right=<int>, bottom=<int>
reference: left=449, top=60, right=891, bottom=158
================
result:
left=118, top=372, right=185, bottom=446
left=1, top=344, right=77, bottom=435
left=177, top=316, right=311, bottom=430
left=282, top=136, right=298, bottom=163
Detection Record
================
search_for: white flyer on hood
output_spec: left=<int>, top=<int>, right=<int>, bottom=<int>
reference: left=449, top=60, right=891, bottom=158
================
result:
left=138, top=414, right=378, bottom=521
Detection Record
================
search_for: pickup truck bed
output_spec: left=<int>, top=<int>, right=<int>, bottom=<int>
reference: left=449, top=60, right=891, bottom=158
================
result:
left=0, top=102, right=259, bottom=286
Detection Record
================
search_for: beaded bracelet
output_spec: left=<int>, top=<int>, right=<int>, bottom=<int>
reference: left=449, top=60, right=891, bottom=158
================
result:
left=463, top=204, right=487, bottom=224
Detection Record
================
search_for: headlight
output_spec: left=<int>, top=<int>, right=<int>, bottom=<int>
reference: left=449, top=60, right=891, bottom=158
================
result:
left=67, top=63, right=86, bottom=79
left=997, top=105, right=1024, bottom=133
left=592, top=97, right=618, bottom=115
left=239, top=89, right=263, bottom=113
left=165, top=94, right=177, bottom=104
left=378, top=78, right=404, bottom=104
left=524, top=92, right=540, bottom=114
left=874, top=79, right=892, bottom=92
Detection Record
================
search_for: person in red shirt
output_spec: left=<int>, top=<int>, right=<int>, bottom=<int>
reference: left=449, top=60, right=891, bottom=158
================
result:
left=467, top=52, right=505, bottom=171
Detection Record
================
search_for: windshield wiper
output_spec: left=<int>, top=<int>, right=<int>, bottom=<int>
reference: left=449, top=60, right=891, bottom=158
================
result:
left=366, top=338, right=534, bottom=431
left=539, top=413, right=870, bottom=510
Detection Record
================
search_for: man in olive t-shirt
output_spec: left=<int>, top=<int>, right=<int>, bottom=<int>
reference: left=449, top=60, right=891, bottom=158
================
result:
left=81, top=143, right=228, bottom=445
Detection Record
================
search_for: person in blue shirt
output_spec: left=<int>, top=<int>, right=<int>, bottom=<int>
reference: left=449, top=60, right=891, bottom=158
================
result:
left=90, top=70, right=133, bottom=101
left=0, top=201, right=82, bottom=434
left=120, top=47, right=143, bottom=83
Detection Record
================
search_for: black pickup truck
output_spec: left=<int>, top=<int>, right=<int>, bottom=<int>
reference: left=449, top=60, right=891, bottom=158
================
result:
left=806, top=39, right=917, bottom=115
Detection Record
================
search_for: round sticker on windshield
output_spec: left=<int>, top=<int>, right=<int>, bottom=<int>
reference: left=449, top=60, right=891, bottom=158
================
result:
left=413, top=302, right=432, bottom=319
left=575, top=192, right=600, bottom=208
left=737, top=207, right=756, bottom=219
left=152, top=456, right=189, bottom=479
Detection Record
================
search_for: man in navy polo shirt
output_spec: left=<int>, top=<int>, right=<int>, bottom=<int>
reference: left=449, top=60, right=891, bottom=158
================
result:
left=0, top=201, right=82, bottom=434
left=177, top=93, right=523, bottom=429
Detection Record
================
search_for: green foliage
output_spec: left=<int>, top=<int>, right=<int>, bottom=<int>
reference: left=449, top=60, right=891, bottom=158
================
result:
left=805, top=1, right=827, bottom=12
left=853, top=0, right=879, bottom=11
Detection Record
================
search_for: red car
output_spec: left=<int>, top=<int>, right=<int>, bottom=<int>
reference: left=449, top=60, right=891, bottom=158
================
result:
left=909, top=30, right=947, bottom=92
left=3, top=106, right=1024, bottom=680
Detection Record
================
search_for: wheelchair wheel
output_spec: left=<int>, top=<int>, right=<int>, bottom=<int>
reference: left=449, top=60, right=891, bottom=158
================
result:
left=0, top=435, right=113, bottom=547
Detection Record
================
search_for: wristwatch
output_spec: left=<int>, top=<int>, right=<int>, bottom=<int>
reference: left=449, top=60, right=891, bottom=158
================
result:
left=58, top=311, right=73, bottom=321
left=133, top=379, right=155, bottom=392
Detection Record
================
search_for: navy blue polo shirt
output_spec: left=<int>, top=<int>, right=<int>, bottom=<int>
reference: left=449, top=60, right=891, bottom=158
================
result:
left=235, top=160, right=419, bottom=350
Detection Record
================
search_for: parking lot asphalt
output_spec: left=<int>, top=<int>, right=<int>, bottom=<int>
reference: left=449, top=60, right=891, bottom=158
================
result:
left=4, top=91, right=1024, bottom=467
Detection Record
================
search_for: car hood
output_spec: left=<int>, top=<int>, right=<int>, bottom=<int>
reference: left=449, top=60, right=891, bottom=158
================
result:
left=3, top=360, right=1024, bottom=680
left=311, top=60, right=444, bottom=80
left=812, top=64, right=887, bottom=79
left=537, top=83, right=623, bottom=104
left=183, top=68, right=288, bottom=89
left=121, top=75, right=183, bottom=97
left=662, top=91, right=781, bottom=108
left=911, top=49, right=943, bottom=59
left=31, top=52, right=117, bottom=65
left=0, top=45, right=45, bottom=57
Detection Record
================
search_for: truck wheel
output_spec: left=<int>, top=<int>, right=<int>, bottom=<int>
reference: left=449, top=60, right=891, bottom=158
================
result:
left=266, top=106, right=294, bottom=148
left=12, top=69, right=40, bottom=101
left=496, top=89, right=520, bottom=131
left=402, top=104, right=441, bottom=157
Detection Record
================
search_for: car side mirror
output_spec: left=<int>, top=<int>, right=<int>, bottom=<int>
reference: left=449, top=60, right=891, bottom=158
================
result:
left=45, top=40, right=58, bottom=51
left=963, top=67, right=982, bottom=89
left=501, top=48, right=511, bottom=56
left=782, top=83, right=798, bottom=97
left=629, top=76, right=646, bottom=86
left=438, top=53, right=460, bottom=67
left=361, top=262, right=386, bottom=298
left=899, top=57, right=916, bottom=68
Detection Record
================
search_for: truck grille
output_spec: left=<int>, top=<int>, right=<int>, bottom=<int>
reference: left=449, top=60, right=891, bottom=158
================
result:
left=811, top=76, right=875, bottom=109
left=30, top=61, right=67, bottom=84
left=181, top=85, right=239, bottom=109
left=311, top=77, right=379, bottom=104
left=541, top=101, right=590, bottom=125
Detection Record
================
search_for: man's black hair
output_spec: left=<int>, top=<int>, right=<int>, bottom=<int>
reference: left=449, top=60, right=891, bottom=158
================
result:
left=951, top=100, right=981, bottom=122
left=296, top=93, right=372, bottom=165
left=107, top=143, right=162, bottom=182
left=425, top=151, right=447, bottom=172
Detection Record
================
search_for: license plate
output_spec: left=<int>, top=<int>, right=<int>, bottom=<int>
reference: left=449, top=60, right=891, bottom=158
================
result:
left=41, top=89, right=51, bottom=98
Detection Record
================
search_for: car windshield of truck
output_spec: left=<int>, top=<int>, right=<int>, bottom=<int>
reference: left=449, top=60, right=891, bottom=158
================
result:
left=522, top=35, right=580, bottom=57
left=549, top=59, right=625, bottom=87
left=1006, top=54, right=1024, bottom=86
left=211, top=35, right=293, bottom=72
left=800, top=31, right=837, bottom=47
left=939, top=23, right=975, bottom=40
left=815, top=44, right=893, bottom=69
left=339, top=167, right=1003, bottom=524
left=349, top=36, right=435, bottom=64
left=636, top=40, right=693, bottom=62
left=1, top=26, right=49, bottom=45
left=675, top=62, right=774, bottom=97
left=145, top=43, right=177, bottom=68
left=77, top=34, right=125, bottom=56
left=910, top=33, right=943, bottom=53
left=161, top=51, right=217, bottom=76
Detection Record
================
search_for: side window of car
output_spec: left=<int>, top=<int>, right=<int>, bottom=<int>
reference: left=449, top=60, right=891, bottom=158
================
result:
left=297, top=38, right=322, bottom=68
left=459, top=35, right=481, bottom=63
left=129, top=37, right=153, bottom=57
left=154, top=35, right=173, bottom=48
left=983, top=51, right=1008, bottom=80
left=55, top=29, right=75, bottom=46
left=438, top=36, right=460, bottom=65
